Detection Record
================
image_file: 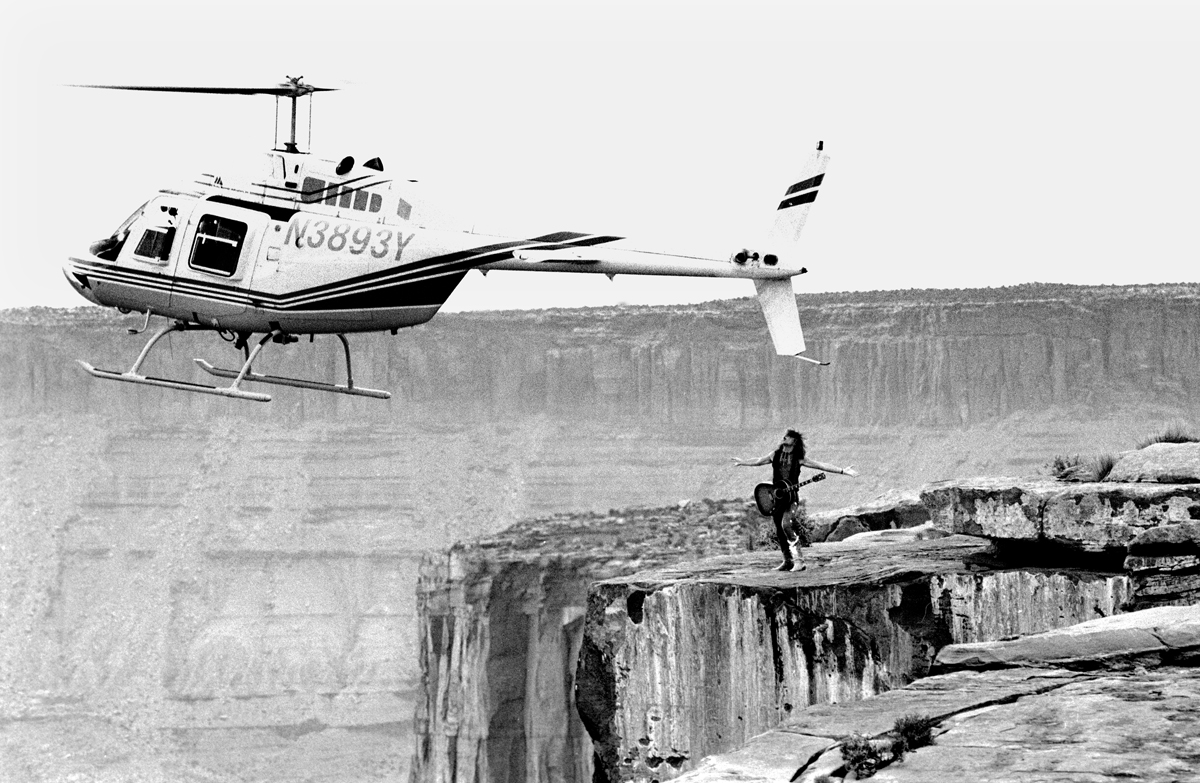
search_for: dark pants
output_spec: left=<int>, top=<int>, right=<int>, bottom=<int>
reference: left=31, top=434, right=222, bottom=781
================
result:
left=772, top=485, right=798, bottom=563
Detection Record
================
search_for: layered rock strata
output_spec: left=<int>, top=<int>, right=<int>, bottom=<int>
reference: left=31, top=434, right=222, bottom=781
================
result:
left=7, top=285, right=1200, bottom=780
left=9, top=284, right=1200, bottom=430
left=1126, top=521, right=1200, bottom=608
left=921, top=444, right=1200, bottom=613
left=410, top=500, right=760, bottom=783
left=922, top=476, right=1200, bottom=551
left=579, top=447, right=1200, bottom=782
left=672, top=605, right=1200, bottom=782
left=6, top=284, right=1200, bottom=519
left=576, top=533, right=1133, bottom=782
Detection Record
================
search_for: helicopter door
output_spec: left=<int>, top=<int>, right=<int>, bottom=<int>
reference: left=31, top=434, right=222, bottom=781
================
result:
left=102, top=197, right=186, bottom=312
left=168, top=202, right=268, bottom=327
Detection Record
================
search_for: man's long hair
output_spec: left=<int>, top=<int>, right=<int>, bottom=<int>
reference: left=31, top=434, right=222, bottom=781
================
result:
left=783, top=429, right=807, bottom=461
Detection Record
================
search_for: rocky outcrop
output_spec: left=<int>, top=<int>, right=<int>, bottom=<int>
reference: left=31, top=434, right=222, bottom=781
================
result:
left=670, top=605, right=1200, bottom=782
left=575, top=534, right=1132, bottom=782
left=578, top=448, right=1200, bottom=782
left=933, top=604, right=1200, bottom=672
left=922, top=476, right=1200, bottom=551
left=918, top=443, right=1200, bottom=613
left=1109, top=441, right=1200, bottom=483
left=410, top=500, right=759, bottom=783
left=807, top=489, right=930, bottom=543
left=1123, top=520, right=1200, bottom=611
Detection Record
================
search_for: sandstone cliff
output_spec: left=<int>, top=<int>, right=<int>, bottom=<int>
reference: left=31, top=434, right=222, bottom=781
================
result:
left=576, top=444, right=1200, bottom=782
left=576, top=537, right=1132, bottom=782
left=8, top=284, right=1200, bottom=428
left=5, top=284, right=1200, bottom=781
left=5, top=284, right=1200, bottom=518
left=410, top=500, right=759, bottom=783
left=675, top=606, right=1200, bottom=782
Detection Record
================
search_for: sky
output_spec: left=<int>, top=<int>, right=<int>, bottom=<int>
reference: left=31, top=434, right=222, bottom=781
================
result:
left=2, top=0, right=1197, bottom=311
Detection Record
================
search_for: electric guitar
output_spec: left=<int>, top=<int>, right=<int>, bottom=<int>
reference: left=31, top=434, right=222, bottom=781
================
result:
left=753, top=473, right=826, bottom=516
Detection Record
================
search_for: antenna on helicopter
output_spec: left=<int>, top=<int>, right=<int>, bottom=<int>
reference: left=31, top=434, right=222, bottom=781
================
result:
left=68, top=76, right=337, bottom=154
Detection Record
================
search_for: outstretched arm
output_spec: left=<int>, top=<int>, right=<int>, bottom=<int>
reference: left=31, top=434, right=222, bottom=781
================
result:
left=730, top=453, right=773, bottom=467
left=800, top=457, right=859, bottom=477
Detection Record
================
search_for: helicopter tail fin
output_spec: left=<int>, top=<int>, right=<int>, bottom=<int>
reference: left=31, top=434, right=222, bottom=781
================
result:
left=754, top=278, right=808, bottom=357
left=750, top=141, right=829, bottom=361
left=764, top=142, right=830, bottom=257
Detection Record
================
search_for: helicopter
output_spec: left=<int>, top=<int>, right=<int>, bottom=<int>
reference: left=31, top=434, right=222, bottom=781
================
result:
left=63, top=77, right=831, bottom=402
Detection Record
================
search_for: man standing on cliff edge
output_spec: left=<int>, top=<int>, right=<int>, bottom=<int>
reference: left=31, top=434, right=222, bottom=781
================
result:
left=731, top=430, right=858, bottom=571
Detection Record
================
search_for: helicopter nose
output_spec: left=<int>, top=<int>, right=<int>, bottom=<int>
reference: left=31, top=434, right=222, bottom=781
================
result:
left=62, top=258, right=100, bottom=305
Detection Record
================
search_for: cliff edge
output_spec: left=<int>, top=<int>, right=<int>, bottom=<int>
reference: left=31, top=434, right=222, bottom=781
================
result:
left=576, top=443, right=1200, bottom=782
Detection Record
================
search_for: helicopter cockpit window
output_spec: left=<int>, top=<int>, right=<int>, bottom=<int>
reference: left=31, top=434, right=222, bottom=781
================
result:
left=92, top=200, right=150, bottom=261
left=115, top=201, right=150, bottom=238
left=189, top=215, right=247, bottom=276
left=132, top=227, right=175, bottom=263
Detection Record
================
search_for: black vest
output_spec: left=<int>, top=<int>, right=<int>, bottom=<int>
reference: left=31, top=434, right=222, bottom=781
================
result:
left=771, top=447, right=802, bottom=485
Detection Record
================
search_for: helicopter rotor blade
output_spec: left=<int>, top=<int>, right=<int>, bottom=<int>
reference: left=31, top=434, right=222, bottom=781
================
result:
left=68, top=83, right=336, bottom=97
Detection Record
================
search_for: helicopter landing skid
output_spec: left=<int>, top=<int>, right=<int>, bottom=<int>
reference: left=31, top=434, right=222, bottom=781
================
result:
left=77, top=320, right=276, bottom=401
left=193, top=333, right=391, bottom=399
left=194, top=362, right=391, bottom=399
left=79, top=322, right=391, bottom=402
left=76, top=361, right=272, bottom=402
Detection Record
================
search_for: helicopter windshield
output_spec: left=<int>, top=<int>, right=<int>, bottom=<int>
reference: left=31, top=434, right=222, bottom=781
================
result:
left=114, top=201, right=149, bottom=237
left=90, top=200, right=149, bottom=261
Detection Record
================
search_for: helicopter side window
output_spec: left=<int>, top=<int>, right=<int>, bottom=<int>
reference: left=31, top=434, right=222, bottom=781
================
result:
left=189, top=215, right=247, bottom=276
left=132, top=227, right=175, bottom=263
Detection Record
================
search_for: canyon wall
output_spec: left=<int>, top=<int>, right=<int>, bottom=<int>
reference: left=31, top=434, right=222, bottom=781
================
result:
left=6, top=284, right=1199, bottom=518
left=7, top=284, right=1200, bottom=429
left=4, top=283, right=1199, bottom=781
left=576, top=540, right=1133, bottom=782
left=411, top=501, right=758, bottom=783
left=576, top=449, right=1200, bottom=783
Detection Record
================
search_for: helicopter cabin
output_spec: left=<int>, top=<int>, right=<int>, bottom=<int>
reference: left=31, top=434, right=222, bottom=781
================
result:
left=67, top=149, right=427, bottom=333
left=192, top=150, right=414, bottom=224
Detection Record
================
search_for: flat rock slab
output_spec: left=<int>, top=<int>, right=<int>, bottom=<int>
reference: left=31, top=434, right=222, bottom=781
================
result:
left=674, top=668, right=1088, bottom=782
left=922, top=476, right=1200, bottom=550
left=781, top=668, right=1083, bottom=740
left=676, top=608, right=1200, bottom=781
left=808, top=489, right=931, bottom=543
left=1129, top=519, right=1200, bottom=556
left=1109, top=442, right=1200, bottom=484
left=935, top=604, right=1200, bottom=672
left=677, top=666, right=1200, bottom=782
left=599, top=535, right=990, bottom=590
left=876, top=667, right=1200, bottom=782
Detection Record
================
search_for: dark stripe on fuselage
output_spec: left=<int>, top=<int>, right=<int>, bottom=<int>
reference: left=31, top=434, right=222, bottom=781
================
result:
left=527, top=231, right=590, bottom=243
left=784, top=173, right=824, bottom=196
left=75, top=258, right=460, bottom=311
left=277, top=232, right=619, bottom=306
left=777, top=190, right=818, bottom=210
left=287, top=271, right=471, bottom=311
